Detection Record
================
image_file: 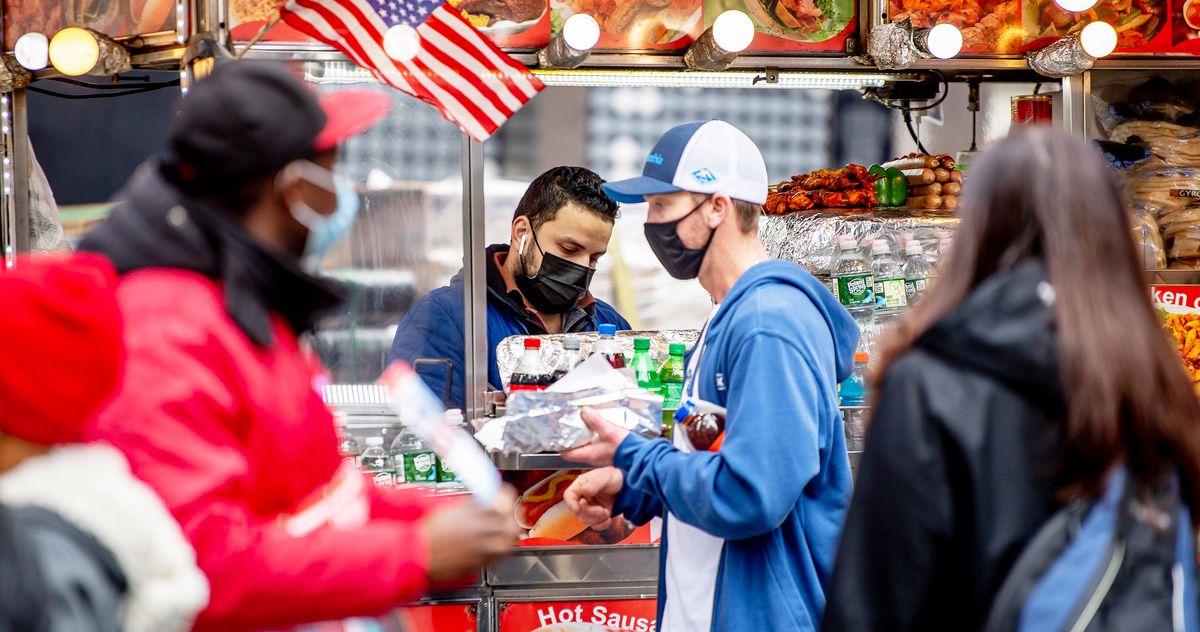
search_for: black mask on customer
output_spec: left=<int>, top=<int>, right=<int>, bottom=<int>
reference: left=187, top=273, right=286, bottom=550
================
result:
left=516, top=231, right=595, bottom=313
left=644, top=197, right=713, bottom=280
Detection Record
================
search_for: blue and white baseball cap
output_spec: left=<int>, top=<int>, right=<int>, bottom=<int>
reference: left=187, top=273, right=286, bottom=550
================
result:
left=603, top=120, right=768, bottom=205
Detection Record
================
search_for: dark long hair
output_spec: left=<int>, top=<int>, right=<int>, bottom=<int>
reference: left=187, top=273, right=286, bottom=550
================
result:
left=877, top=128, right=1200, bottom=520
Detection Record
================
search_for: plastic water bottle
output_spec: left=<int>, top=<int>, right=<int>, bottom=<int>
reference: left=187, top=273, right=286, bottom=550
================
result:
left=390, top=425, right=438, bottom=485
left=658, top=343, right=686, bottom=440
left=903, top=241, right=935, bottom=305
left=551, top=337, right=584, bottom=382
left=358, top=437, right=393, bottom=488
left=436, top=410, right=468, bottom=492
left=870, top=240, right=908, bottom=314
left=839, top=352, right=870, bottom=406
left=593, top=323, right=626, bottom=369
left=337, top=427, right=361, bottom=468
left=630, top=338, right=662, bottom=392
left=832, top=236, right=876, bottom=352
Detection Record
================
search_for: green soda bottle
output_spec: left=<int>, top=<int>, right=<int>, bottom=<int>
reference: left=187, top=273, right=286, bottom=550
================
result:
left=657, top=343, right=686, bottom=440
left=631, top=339, right=662, bottom=392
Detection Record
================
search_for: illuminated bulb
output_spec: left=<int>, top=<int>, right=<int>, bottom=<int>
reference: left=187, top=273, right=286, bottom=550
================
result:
left=1054, top=0, right=1098, bottom=10
left=383, top=25, right=420, bottom=62
left=562, top=14, right=600, bottom=51
left=15, top=32, right=50, bottom=71
left=712, top=10, right=754, bottom=53
left=926, top=23, right=963, bottom=59
left=49, top=28, right=100, bottom=76
left=1080, top=20, right=1117, bottom=58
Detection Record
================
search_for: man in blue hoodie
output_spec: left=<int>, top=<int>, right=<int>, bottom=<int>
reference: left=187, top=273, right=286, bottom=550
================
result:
left=563, top=120, right=859, bottom=631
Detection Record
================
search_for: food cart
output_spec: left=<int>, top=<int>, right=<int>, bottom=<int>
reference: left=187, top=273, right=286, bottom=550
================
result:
left=2, top=0, right=1199, bottom=629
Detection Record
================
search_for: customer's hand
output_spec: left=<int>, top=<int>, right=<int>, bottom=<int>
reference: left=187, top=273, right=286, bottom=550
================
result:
left=564, top=467, right=624, bottom=531
left=561, top=407, right=630, bottom=467
left=422, top=485, right=520, bottom=581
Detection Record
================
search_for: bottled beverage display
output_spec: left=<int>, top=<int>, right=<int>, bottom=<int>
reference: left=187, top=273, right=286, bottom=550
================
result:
left=337, top=426, right=361, bottom=468
left=832, top=236, right=875, bottom=314
left=509, top=337, right=554, bottom=392
left=903, top=241, right=935, bottom=305
left=630, top=338, right=662, bottom=392
left=358, top=436, right=394, bottom=488
left=839, top=352, right=870, bottom=407
left=390, top=424, right=438, bottom=485
left=870, top=240, right=908, bottom=313
left=658, top=343, right=686, bottom=441
left=437, top=410, right=467, bottom=491
left=593, top=323, right=626, bottom=369
left=551, top=336, right=584, bottom=382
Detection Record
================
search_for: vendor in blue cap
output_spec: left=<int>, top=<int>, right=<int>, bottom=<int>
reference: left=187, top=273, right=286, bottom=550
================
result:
left=561, top=120, right=860, bottom=631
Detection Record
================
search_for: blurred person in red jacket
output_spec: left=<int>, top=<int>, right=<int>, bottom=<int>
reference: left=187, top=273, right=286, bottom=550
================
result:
left=0, top=255, right=209, bottom=632
left=78, top=61, right=519, bottom=631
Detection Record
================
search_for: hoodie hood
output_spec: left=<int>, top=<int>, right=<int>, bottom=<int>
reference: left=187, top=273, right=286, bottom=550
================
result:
left=714, top=260, right=860, bottom=382
left=0, top=445, right=209, bottom=632
left=917, top=259, right=1061, bottom=399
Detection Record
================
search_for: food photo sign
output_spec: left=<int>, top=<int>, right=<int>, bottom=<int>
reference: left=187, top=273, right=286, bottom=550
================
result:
left=1151, top=281, right=1200, bottom=392
left=499, top=599, right=658, bottom=632
left=508, top=469, right=659, bottom=546
left=4, top=0, right=179, bottom=46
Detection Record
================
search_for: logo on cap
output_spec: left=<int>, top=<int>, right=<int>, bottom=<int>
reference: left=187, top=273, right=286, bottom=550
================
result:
left=646, top=153, right=665, bottom=166
left=692, top=168, right=718, bottom=184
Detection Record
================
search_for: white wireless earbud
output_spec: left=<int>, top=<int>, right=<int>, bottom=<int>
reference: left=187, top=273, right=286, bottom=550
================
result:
left=518, top=233, right=527, bottom=256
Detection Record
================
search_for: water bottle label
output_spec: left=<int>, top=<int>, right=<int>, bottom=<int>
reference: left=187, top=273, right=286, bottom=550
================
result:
left=437, top=457, right=459, bottom=483
left=905, top=278, right=928, bottom=302
left=404, top=451, right=438, bottom=483
left=372, top=472, right=394, bottom=488
left=836, top=273, right=875, bottom=308
left=875, top=278, right=908, bottom=310
left=662, top=383, right=684, bottom=409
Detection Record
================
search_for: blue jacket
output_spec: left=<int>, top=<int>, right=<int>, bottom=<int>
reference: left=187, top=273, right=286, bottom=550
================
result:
left=387, top=245, right=630, bottom=408
left=612, top=260, right=858, bottom=631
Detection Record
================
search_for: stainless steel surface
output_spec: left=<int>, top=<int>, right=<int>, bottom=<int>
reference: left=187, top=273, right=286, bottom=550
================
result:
left=488, top=545, right=661, bottom=587
left=463, top=137, right=488, bottom=421
left=12, top=90, right=28, bottom=254
left=494, top=585, right=658, bottom=601
left=1060, top=71, right=1089, bottom=138
left=490, top=452, right=593, bottom=471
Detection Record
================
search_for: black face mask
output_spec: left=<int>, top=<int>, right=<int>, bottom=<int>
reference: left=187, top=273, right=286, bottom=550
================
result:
left=644, top=197, right=713, bottom=280
left=516, top=231, right=595, bottom=313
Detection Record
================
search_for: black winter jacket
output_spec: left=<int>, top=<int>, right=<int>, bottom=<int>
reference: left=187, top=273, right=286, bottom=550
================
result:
left=823, top=260, right=1069, bottom=631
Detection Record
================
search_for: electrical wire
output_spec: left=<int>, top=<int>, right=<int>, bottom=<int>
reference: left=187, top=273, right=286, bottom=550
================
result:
left=903, top=108, right=930, bottom=156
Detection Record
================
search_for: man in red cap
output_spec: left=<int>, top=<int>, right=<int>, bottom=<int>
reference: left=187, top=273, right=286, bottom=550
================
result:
left=0, top=254, right=209, bottom=632
left=79, top=61, right=519, bottom=631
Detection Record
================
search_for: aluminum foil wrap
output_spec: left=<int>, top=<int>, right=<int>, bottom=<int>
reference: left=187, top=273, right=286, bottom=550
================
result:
left=683, top=28, right=738, bottom=71
left=483, top=388, right=663, bottom=454
left=496, top=330, right=700, bottom=390
left=759, top=211, right=961, bottom=282
left=0, top=56, right=31, bottom=92
left=1026, top=35, right=1093, bottom=79
left=865, top=22, right=917, bottom=71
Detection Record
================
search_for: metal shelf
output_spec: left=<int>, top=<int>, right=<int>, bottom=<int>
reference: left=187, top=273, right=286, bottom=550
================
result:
left=491, top=452, right=594, bottom=471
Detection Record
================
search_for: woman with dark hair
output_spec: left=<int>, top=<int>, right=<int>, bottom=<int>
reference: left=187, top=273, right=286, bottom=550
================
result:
left=821, top=128, right=1200, bottom=631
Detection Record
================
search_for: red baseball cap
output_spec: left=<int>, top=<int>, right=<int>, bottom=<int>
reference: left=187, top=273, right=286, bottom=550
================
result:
left=315, top=90, right=392, bottom=153
left=0, top=254, right=123, bottom=445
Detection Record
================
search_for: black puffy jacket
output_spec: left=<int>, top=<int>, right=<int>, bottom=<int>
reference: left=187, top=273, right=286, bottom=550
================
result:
left=823, top=260, right=1070, bottom=631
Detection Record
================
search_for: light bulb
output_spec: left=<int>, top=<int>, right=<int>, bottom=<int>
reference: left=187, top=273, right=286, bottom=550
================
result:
left=712, top=10, right=754, bottom=54
left=1080, top=20, right=1117, bottom=58
left=383, top=25, right=420, bottom=62
left=562, top=13, right=600, bottom=51
left=1054, top=0, right=1098, bottom=11
left=926, top=23, right=963, bottom=59
left=48, top=28, right=100, bottom=76
left=15, top=32, right=49, bottom=71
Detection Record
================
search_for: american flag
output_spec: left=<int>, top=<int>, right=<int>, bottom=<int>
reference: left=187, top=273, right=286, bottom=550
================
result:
left=281, top=0, right=544, bottom=141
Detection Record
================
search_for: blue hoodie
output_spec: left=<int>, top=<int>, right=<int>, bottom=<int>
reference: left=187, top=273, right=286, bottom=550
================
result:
left=611, top=259, right=859, bottom=631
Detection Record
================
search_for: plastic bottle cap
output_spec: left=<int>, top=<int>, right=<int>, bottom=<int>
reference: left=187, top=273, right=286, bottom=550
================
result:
left=855, top=352, right=869, bottom=363
left=563, top=338, right=581, bottom=350
left=906, top=242, right=922, bottom=256
left=871, top=240, right=889, bottom=255
left=524, top=337, right=541, bottom=349
left=598, top=324, right=617, bottom=336
left=669, top=343, right=687, bottom=355
left=634, top=338, right=650, bottom=350
left=366, top=436, right=384, bottom=446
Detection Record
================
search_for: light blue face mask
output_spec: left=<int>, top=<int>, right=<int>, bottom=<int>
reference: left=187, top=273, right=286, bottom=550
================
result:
left=283, top=161, right=361, bottom=272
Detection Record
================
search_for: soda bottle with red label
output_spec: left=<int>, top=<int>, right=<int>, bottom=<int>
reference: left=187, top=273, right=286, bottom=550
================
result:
left=509, top=337, right=554, bottom=392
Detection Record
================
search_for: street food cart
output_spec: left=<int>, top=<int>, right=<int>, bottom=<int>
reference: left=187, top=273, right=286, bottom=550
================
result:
left=2, top=0, right=1199, bottom=629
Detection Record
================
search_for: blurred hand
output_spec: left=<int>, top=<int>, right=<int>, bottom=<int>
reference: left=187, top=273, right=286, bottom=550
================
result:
left=564, top=467, right=624, bottom=531
left=422, top=485, right=520, bottom=581
left=561, top=407, right=630, bottom=467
